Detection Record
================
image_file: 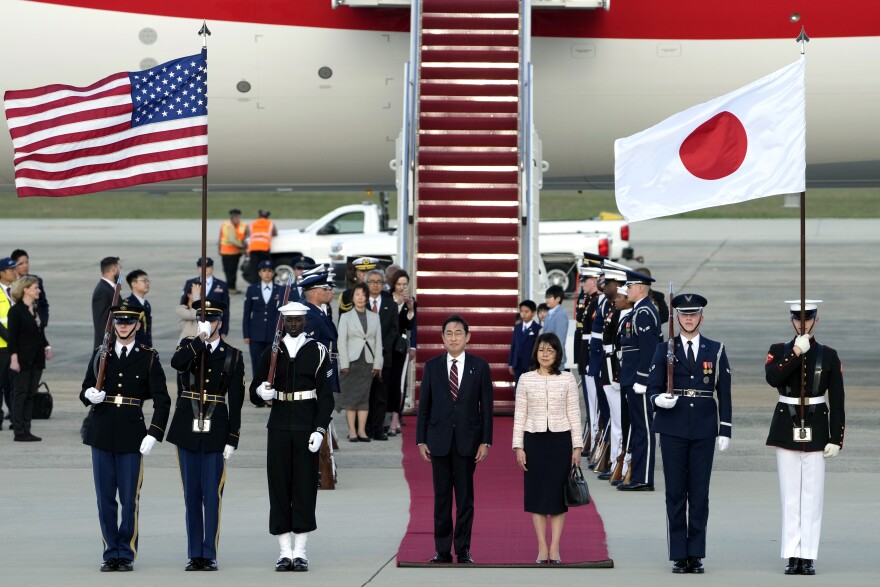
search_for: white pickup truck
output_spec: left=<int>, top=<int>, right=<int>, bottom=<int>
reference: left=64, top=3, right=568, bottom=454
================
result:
left=271, top=202, right=635, bottom=293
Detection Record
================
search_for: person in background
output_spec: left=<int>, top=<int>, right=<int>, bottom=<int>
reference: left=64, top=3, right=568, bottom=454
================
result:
left=541, top=285, right=568, bottom=368
left=182, top=258, right=230, bottom=339
left=337, top=257, right=379, bottom=315
left=337, top=282, right=382, bottom=442
left=388, top=269, right=416, bottom=434
left=245, top=209, right=277, bottom=284
left=636, top=266, right=669, bottom=333
left=0, top=257, right=19, bottom=427
left=243, top=260, right=283, bottom=378
left=513, top=332, right=582, bottom=564
left=11, top=249, right=49, bottom=326
left=92, top=256, right=120, bottom=348
left=507, top=300, right=541, bottom=388
left=7, top=275, right=52, bottom=442
left=176, top=281, right=201, bottom=340
left=384, top=264, right=401, bottom=292
left=365, top=268, right=399, bottom=441
left=218, top=208, right=248, bottom=294
left=125, top=269, right=153, bottom=348
left=536, top=303, right=549, bottom=325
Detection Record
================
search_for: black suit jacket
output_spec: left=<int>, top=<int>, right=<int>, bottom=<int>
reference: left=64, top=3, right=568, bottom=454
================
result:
left=6, top=302, right=49, bottom=370
left=92, top=279, right=115, bottom=348
left=371, top=292, right=399, bottom=355
left=416, top=353, right=493, bottom=457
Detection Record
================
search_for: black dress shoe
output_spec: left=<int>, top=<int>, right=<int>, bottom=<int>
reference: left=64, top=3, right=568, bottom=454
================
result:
left=26, top=433, right=42, bottom=441
left=348, top=436, right=359, bottom=442
left=536, top=558, right=549, bottom=564
left=428, top=552, right=452, bottom=564
left=548, top=559, right=562, bottom=565
left=784, top=557, right=801, bottom=575
left=672, top=559, right=688, bottom=573
left=617, top=482, right=654, bottom=491
left=800, top=558, right=815, bottom=575
left=185, top=558, right=203, bottom=571
left=596, top=470, right=612, bottom=480
left=202, top=559, right=218, bottom=571
left=371, top=432, right=389, bottom=441
left=116, top=559, right=133, bottom=572
left=610, top=479, right=624, bottom=487
left=100, top=558, right=118, bottom=572
left=292, top=557, right=308, bottom=572
left=688, top=557, right=704, bottom=574
left=357, top=436, right=371, bottom=443
left=275, top=557, right=292, bottom=571
left=457, top=550, right=475, bottom=564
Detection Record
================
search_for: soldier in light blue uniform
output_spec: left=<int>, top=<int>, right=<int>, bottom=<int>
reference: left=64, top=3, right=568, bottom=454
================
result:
left=647, top=293, right=731, bottom=574
left=617, top=269, right=660, bottom=491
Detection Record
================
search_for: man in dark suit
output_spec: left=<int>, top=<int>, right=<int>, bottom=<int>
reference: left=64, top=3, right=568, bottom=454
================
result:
left=80, top=300, right=171, bottom=572
left=647, top=293, right=731, bottom=574
left=182, top=258, right=231, bottom=338
left=243, top=260, right=283, bottom=377
left=365, top=268, right=399, bottom=440
left=124, top=269, right=153, bottom=348
left=507, top=299, right=541, bottom=388
left=92, top=256, right=120, bottom=348
left=416, top=314, right=493, bottom=564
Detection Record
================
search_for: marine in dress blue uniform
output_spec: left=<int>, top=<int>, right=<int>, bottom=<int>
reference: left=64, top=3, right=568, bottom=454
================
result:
left=617, top=270, right=660, bottom=491
left=168, top=300, right=245, bottom=571
left=765, top=300, right=844, bottom=576
left=80, top=301, right=170, bottom=572
left=647, top=294, right=732, bottom=573
left=243, top=259, right=283, bottom=377
left=250, top=302, right=335, bottom=573
left=182, top=257, right=231, bottom=337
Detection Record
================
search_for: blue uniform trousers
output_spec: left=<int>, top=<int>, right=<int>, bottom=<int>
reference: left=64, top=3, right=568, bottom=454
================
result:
left=177, top=447, right=226, bottom=560
left=659, top=435, right=715, bottom=560
left=624, top=385, right=656, bottom=485
left=249, top=341, right=271, bottom=382
left=593, top=375, right=610, bottom=430
left=91, top=448, right=143, bottom=562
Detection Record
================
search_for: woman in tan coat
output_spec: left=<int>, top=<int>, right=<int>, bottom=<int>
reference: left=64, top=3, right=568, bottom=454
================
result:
left=512, top=332, right=582, bottom=564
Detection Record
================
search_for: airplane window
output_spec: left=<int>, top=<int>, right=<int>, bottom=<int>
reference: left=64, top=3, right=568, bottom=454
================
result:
left=334, top=212, right=364, bottom=235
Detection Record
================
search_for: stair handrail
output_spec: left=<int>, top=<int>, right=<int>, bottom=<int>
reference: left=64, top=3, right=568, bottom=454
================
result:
left=519, top=0, right=538, bottom=299
left=397, top=0, right=421, bottom=273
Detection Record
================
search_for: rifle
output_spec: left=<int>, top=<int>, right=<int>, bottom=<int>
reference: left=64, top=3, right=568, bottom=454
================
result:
left=666, top=281, right=675, bottom=397
left=318, top=431, right=336, bottom=490
left=267, top=273, right=295, bottom=387
left=94, top=272, right=124, bottom=391
left=609, top=450, right=625, bottom=483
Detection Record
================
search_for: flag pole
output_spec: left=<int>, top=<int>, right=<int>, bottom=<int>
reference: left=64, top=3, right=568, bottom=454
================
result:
left=196, top=20, right=212, bottom=432
left=796, top=27, right=809, bottom=431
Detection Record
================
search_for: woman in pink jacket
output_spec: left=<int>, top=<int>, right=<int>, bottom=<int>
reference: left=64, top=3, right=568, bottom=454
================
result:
left=512, top=332, right=583, bottom=564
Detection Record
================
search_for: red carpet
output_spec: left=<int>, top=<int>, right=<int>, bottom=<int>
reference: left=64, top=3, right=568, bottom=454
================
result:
left=397, top=417, right=614, bottom=568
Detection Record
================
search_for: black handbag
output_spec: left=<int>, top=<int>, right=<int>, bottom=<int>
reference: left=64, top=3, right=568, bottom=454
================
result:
left=32, top=381, right=53, bottom=419
left=393, top=332, right=409, bottom=355
left=564, top=465, right=591, bottom=507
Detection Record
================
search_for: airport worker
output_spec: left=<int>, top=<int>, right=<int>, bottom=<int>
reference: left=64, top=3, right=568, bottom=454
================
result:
left=182, top=258, right=231, bottom=338
left=647, top=293, right=732, bottom=574
left=79, top=300, right=171, bottom=572
left=417, top=314, right=494, bottom=565
left=243, top=260, right=283, bottom=377
left=246, top=209, right=277, bottom=284
left=168, top=299, right=245, bottom=571
left=616, top=269, right=660, bottom=491
left=0, top=257, right=19, bottom=426
left=218, top=208, right=248, bottom=293
left=765, top=299, right=845, bottom=576
left=250, top=301, right=335, bottom=573
left=338, top=256, right=380, bottom=314
left=124, top=269, right=152, bottom=348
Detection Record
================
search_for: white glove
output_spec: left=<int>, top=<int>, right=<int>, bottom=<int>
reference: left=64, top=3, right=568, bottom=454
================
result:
left=654, top=394, right=678, bottom=409
left=223, top=444, right=235, bottom=460
left=610, top=382, right=621, bottom=392
left=717, top=436, right=730, bottom=452
left=84, top=387, right=105, bottom=404
left=197, top=320, right=212, bottom=340
left=139, top=435, right=157, bottom=456
left=308, top=432, right=324, bottom=453
left=794, top=334, right=811, bottom=355
left=633, top=383, right=647, bottom=395
left=256, top=381, right=275, bottom=401
left=823, top=443, right=840, bottom=458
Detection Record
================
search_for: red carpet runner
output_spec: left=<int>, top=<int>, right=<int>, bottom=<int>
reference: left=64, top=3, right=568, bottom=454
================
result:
left=397, top=417, right=614, bottom=568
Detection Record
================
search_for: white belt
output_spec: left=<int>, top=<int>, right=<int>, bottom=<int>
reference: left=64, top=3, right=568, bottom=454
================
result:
left=778, top=395, right=825, bottom=406
left=603, top=344, right=613, bottom=352
left=274, top=389, right=317, bottom=401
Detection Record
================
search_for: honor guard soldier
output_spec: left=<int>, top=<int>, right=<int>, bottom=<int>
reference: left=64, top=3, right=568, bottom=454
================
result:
left=574, top=254, right=602, bottom=450
left=80, top=301, right=171, bottom=572
left=301, top=266, right=341, bottom=395
left=168, top=300, right=245, bottom=571
left=765, top=300, right=844, bottom=576
left=617, top=269, right=660, bottom=491
left=243, top=259, right=283, bottom=377
left=337, top=256, right=379, bottom=314
left=251, top=302, right=335, bottom=572
left=647, top=294, right=732, bottom=574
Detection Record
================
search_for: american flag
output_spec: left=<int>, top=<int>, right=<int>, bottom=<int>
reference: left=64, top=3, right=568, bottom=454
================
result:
left=3, top=49, right=208, bottom=197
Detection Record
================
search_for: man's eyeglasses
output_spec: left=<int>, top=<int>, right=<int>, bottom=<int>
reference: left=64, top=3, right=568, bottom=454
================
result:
left=366, top=280, right=384, bottom=284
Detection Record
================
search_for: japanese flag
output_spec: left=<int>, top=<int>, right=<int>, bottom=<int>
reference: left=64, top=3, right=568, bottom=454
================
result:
left=614, top=58, right=806, bottom=222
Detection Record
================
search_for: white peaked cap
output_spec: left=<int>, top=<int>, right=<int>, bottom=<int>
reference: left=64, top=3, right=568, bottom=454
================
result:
left=279, top=302, right=309, bottom=316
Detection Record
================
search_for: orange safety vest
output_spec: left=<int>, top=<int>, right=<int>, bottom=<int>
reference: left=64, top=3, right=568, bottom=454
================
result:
left=219, top=221, right=247, bottom=255
left=248, top=218, right=274, bottom=252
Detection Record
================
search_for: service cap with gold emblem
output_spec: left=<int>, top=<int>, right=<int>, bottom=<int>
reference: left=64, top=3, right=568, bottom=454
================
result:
left=671, top=293, right=708, bottom=315
left=351, top=256, right=380, bottom=272
left=111, top=300, right=144, bottom=324
left=192, top=299, right=226, bottom=321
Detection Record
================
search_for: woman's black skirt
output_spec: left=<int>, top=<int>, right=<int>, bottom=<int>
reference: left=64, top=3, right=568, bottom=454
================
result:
left=523, top=430, right=572, bottom=515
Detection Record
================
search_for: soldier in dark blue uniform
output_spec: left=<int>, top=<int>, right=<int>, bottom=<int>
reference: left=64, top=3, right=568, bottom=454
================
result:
left=301, top=266, right=340, bottom=395
left=574, top=254, right=602, bottom=450
left=182, top=258, right=231, bottom=337
left=243, top=259, right=283, bottom=377
left=337, top=256, right=379, bottom=315
left=251, top=301, right=335, bottom=573
left=765, top=299, right=844, bottom=576
left=168, top=300, right=245, bottom=571
left=80, top=300, right=170, bottom=572
left=647, top=293, right=732, bottom=573
left=617, top=269, right=660, bottom=491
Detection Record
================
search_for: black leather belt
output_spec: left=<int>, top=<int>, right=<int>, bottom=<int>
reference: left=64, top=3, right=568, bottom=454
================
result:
left=672, top=389, right=714, bottom=398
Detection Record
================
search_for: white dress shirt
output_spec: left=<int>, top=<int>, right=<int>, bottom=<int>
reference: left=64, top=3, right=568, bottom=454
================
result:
left=446, top=352, right=466, bottom=386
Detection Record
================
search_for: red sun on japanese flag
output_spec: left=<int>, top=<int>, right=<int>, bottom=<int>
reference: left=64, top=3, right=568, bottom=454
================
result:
left=679, top=111, right=748, bottom=180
